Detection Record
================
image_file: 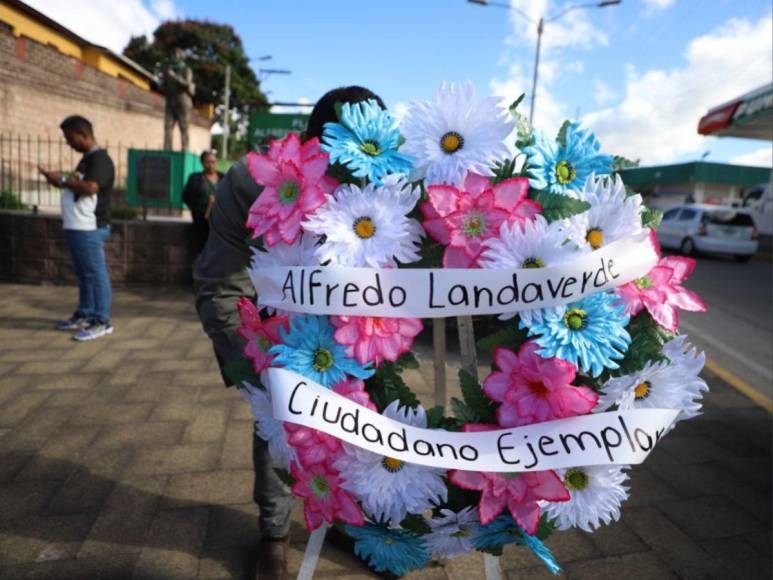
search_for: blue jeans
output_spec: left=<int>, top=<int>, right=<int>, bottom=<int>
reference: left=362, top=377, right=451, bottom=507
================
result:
left=64, top=227, right=112, bottom=323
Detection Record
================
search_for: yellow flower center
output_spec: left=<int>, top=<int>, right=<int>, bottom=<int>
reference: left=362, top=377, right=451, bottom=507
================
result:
left=310, top=475, right=330, bottom=498
left=564, top=468, right=589, bottom=491
left=360, top=140, right=381, bottom=156
left=635, top=276, right=652, bottom=289
left=555, top=160, right=576, bottom=184
left=522, top=257, right=545, bottom=269
left=450, top=529, right=471, bottom=538
left=440, top=131, right=464, bottom=154
left=634, top=381, right=651, bottom=400
left=382, top=456, right=404, bottom=473
left=586, top=228, right=604, bottom=249
left=353, top=216, right=377, bottom=239
left=278, top=181, right=300, bottom=204
left=563, top=308, right=587, bottom=331
left=312, top=348, right=334, bottom=372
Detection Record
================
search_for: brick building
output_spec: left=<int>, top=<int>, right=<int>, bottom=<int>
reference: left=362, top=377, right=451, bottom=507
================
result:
left=0, top=0, right=212, bottom=205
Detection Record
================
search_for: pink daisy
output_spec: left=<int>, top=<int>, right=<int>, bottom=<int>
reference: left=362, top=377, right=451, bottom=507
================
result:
left=285, top=378, right=377, bottom=468
left=421, top=172, right=541, bottom=268
left=615, top=231, right=707, bottom=332
left=448, top=424, right=569, bottom=533
left=483, top=341, right=598, bottom=428
left=235, top=297, right=289, bottom=374
left=291, top=460, right=364, bottom=530
left=330, top=316, right=424, bottom=366
left=246, top=133, right=337, bottom=246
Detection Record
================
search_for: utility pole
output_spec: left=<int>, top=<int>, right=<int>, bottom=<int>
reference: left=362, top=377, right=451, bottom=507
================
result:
left=221, top=64, right=231, bottom=160
left=529, top=17, right=544, bottom=124
left=468, top=0, right=622, bottom=124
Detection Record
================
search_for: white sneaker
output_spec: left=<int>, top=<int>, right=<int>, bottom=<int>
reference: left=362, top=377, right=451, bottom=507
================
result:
left=73, top=322, right=114, bottom=342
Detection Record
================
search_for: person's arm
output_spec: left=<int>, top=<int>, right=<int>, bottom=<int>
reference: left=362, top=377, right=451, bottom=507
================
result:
left=194, top=161, right=262, bottom=383
left=38, top=168, right=97, bottom=196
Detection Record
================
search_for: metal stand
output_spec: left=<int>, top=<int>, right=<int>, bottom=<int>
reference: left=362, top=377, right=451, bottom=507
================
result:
left=457, top=316, right=502, bottom=580
left=297, top=524, right=328, bottom=580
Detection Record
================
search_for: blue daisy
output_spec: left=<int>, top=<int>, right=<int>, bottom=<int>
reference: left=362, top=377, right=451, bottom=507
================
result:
left=322, top=99, right=413, bottom=184
left=474, top=516, right=561, bottom=576
left=523, top=292, right=631, bottom=378
left=523, top=123, right=613, bottom=196
left=269, top=315, right=374, bottom=387
left=344, top=523, right=429, bottom=576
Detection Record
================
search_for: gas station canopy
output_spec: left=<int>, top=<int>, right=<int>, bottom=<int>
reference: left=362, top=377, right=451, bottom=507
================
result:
left=697, top=83, right=773, bottom=140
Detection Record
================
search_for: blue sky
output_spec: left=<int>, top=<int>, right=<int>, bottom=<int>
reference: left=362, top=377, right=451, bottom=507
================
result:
left=31, top=0, right=773, bottom=167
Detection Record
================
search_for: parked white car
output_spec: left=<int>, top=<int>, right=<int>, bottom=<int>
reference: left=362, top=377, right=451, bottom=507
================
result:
left=657, top=204, right=759, bottom=262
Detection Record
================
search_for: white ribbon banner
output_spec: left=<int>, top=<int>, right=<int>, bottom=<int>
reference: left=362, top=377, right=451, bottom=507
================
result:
left=249, top=232, right=657, bottom=318
left=266, top=368, right=678, bottom=472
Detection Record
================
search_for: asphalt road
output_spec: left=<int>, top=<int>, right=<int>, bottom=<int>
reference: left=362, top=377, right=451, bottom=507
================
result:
left=679, top=252, right=773, bottom=400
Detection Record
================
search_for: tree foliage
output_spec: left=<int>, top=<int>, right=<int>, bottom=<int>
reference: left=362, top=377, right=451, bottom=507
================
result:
left=123, top=20, right=268, bottom=112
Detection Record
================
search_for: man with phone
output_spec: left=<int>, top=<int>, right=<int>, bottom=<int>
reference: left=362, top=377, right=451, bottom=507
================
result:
left=39, top=115, right=115, bottom=341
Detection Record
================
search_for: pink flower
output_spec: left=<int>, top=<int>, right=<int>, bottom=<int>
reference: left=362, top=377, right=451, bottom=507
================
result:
left=484, top=341, right=598, bottom=428
left=291, top=460, right=364, bottom=530
left=236, top=297, right=289, bottom=374
left=285, top=378, right=376, bottom=468
left=421, top=172, right=541, bottom=268
left=246, top=133, right=337, bottom=246
left=330, top=316, right=424, bottom=366
left=615, top=231, right=707, bottom=332
left=448, top=424, right=569, bottom=534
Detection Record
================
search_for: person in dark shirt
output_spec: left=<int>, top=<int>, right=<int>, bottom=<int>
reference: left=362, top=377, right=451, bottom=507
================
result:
left=39, top=115, right=115, bottom=341
left=182, top=150, right=223, bottom=254
left=194, top=87, right=385, bottom=579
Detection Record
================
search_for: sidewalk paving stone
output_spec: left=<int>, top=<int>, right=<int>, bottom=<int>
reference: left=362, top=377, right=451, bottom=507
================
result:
left=0, top=283, right=770, bottom=579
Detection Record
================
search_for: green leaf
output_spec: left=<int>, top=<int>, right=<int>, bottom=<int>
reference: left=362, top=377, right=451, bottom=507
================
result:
left=477, top=324, right=530, bottom=353
left=366, top=361, right=419, bottom=411
left=604, top=311, right=675, bottom=379
left=223, top=357, right=259, bottom=389
left=491, top=157, right=518, bottom=185
left=514, top=112, right=533, bottom=150
left=425, top=405, right=445, bottom=429
left=449, top=369, right=496, bottom=424
left=528, top=190, right=591, bottom=223
left=535, top=514, right=556, bottom=541
left=394, top=351, right=419, bottom=371
left=508, top=93, right=525, bottom=114
left=642, top=207, right=663, bottom=229
left=274, top=467, right=295, bottom=488
left=556, top=120, right=572, bottom=147
left=450, top=397, right=482, bottom=424
left=400, top=513, right=432, bottom=535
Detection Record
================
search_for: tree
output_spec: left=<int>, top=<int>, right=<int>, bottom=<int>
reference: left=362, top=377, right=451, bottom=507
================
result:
left=124, top=20, right=269, bottom=151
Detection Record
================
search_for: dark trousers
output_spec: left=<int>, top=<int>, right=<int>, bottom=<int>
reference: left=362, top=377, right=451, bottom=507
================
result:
left=191, top=211, right=209, bottom=255
left=253, top=430, right=294, bottom=539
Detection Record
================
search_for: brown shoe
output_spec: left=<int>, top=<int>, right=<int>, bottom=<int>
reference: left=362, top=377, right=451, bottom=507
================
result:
left=255, top=537, right=288, bottom=580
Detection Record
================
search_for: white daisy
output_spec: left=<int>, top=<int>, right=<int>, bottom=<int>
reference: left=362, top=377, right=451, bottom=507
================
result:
left=333, top=401, right=447, bottom=524
left=240, top=381, right=297, bottom=470
left=302, top=176, right=423, bottom=267
left=400, top=81, right=514, bottom=186
left=424, top=507, right=479, bottom=560
left=596, top=335, right=708, bottom=422
left=248, top=234, right=320, bottom=314
left=249, top=233, right=319, bottom=270
left=543, top=465, right=629, bottom=532
left=479, top=216, right=582, bottom=326
left=559, top=174, right=643, bottom=251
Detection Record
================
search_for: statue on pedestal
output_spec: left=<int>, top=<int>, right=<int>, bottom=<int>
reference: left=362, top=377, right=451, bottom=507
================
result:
left=161, top=48, right=196, bottom=151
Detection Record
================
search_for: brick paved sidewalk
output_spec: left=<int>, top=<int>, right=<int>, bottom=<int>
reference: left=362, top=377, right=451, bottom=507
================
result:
left=0, top=283, right=770, bottom=579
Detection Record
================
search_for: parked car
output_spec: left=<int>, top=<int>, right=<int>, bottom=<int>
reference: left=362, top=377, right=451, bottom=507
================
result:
left=657, top=204, right=759, bottom=262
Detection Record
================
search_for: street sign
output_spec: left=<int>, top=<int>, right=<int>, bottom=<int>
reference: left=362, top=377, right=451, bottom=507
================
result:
left=249, top=112, right=310, bottom=148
